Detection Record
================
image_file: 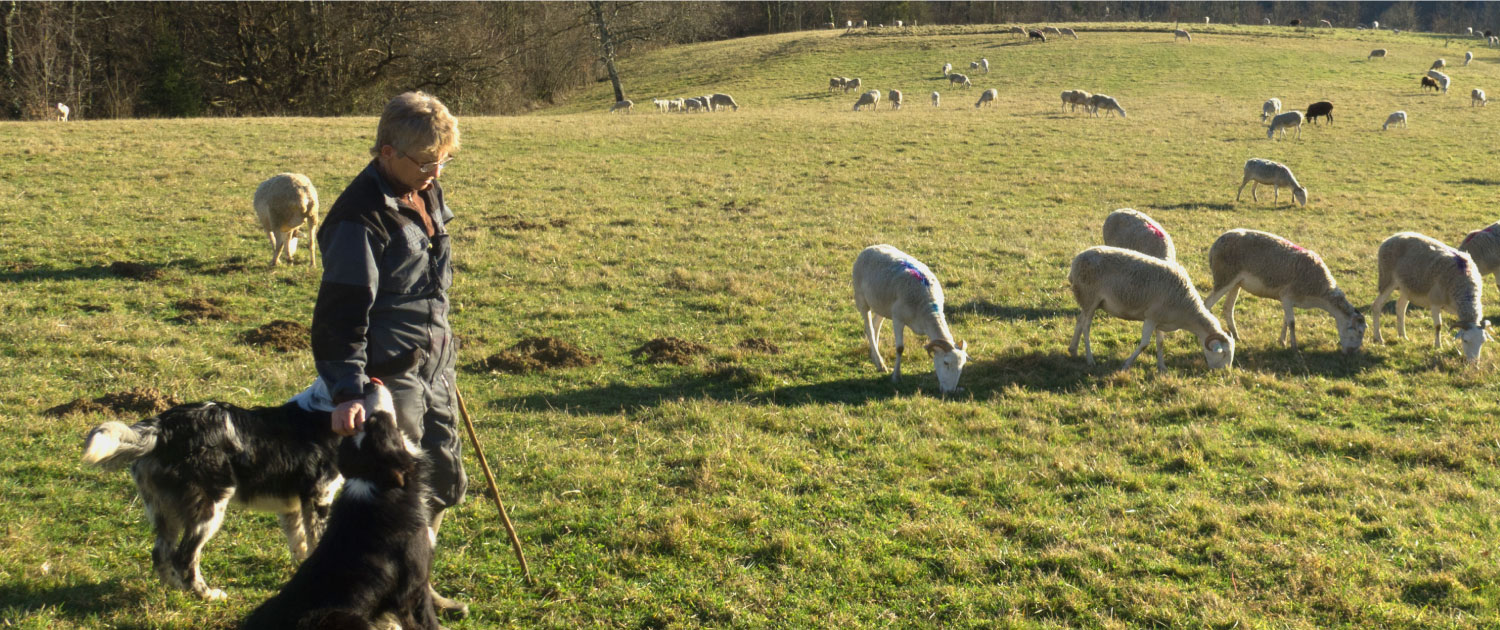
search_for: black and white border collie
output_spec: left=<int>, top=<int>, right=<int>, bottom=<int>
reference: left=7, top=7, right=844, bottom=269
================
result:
left=80, top=386, right=386, bottom=600
left=243, top=385, right=441, bottom=630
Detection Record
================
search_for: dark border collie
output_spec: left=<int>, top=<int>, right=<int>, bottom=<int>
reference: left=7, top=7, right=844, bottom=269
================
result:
left=243, top=385, right=441, bottom=630
left=81, top=390, right=375, bottom=599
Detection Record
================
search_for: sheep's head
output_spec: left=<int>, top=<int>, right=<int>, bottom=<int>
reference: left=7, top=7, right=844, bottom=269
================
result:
left=1293, top=186, right=1308, bottom=207
left=1455, top=320, right=1493, bottom=364
left=926, top=339, right=969, bottom=393
left=1339, top=308, right=1368, bottom=354
left=1203, top=333, right=1235, bottom=369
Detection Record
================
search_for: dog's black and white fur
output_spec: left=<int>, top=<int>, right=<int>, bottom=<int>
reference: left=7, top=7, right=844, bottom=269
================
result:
left=81, top=391, right=367, bottom=599
left=243, top=384, right=441, bottom=630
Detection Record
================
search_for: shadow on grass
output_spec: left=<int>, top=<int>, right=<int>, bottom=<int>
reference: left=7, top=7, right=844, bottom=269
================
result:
left=0, top=257, right=254, bottom=284
left=1450, top=177, right=1500, bottom=186
left=0, top=579, right=148, bottom=627
left=1231, top=345, right=1386, bottom=377
left=948, top=299, right=1076, bottom=323
left=1149, top=202, right=1237, bottom=211
left=486, top=372, right=908, bottom=415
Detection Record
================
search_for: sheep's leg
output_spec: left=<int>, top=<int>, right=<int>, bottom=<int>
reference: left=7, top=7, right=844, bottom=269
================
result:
left=1281, top=299, right=1298, bottom=350
left=1273, top=184, right=1280, bottom=202
left=1431, top=306, right=1444, bottom=348
left=1235, top=179, right=1250, bottom=202
left=1219, top=285, right=1242, bottom=339
left=860, top=308, right=887, bottom=372
left=890, top=318, right=905, bottom=383
left=271, top=230, right=290, bottom=266
left=1120, top=320, right=1158, bottom=371
left=1069, top=303, right=1096, bottom=363
left=305, top=214, right=320, bottom=270
left=1154, top=330, right=1167, bottom=373
left=1250, top=181, right=1260, bottom=202
left=1370, top=286, right=1395, bottom=343
left=1395, top=297, right=1410, bottom=339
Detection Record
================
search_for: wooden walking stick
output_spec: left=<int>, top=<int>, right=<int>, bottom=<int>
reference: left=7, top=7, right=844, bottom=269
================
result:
left=452, top=381, right=533, bottom=586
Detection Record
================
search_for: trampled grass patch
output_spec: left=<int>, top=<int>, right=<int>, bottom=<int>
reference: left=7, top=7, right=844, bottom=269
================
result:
left=4, top=23, right=1500, bottom=629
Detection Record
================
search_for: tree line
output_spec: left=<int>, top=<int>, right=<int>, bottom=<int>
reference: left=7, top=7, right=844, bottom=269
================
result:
left=3, top=1, right=1493, bottom=120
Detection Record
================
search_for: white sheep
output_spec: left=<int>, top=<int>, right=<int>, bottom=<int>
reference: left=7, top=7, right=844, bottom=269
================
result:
left=1473, top=88, right=1487, bottom=106
left=1368, top=48, right=1387, bottom=59
left=1428, top=69, right=1451, bottom=93
left=1431, top=58, right=1447, bottom=70
left=1102, top=208, right=1175, bottom=261
left=652, top=98, right=668, bottom=112
left=683, top=97, right=705, bottom=112
left=1236, top=158, right=1307, bottom=207
left=1060, top=27, right=1078, bottom=39
left=609, top=99, right=634, bottom=114
left=931, top=91, right=940, bottom=107
left=1174, top=29, right=1192, bottom=42
left=1465, top=51, right=1474, bottom=66
left=1060, top=89, right=1092, bottom=112
left=975, top=88, right=998, bottom=109
left=710, top=93, right=739, bottom=111
left=1383, top=110, right=1408, bottom=130
left=888, top=89, right=903, bottom=110
left=1320, top=19, right=1333, bottom=27
left=53, top=102, right=69, bottom=121
left=1088, top=93, right=1125, bottom=118
left=1045, top=26, right=1062, bottom=35
left=1370, top=232, right=1492, bottom=364
left=970, top=61, right=979, bottom=70
left=1261, top=97, right=1282, bottom=122
left=852, top=245, right=969, bottom=393
left=1265, top=18, right=1272, bottom=25
left=253, top=173, right=320, bottom=269
left=1203, top=229, right=1366, bottom=353
left=1204, top=16, right=1210, bottom=24
left=853, top=89, right=880, bottom=111
left=942, top=62, right=952, bottom=76
left=1372, top=20, right=1379, bottom=29
left=947, top=73, right=971, bottom=88
left=1266, top=110, right=1305, bottom=140
left=829, top=77, right=847, bottom=93
left=1008, top=26, right=1026, bottom=36
left=844, top=77, right=862, bottom=93
left=1459, top=223, right=1500, bottom=294
left=1068, top=246, right=1235, bottom=372
left=980, top=58, right=989, bottom=73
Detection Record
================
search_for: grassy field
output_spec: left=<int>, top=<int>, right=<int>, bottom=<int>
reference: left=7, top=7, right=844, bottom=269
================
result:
left=5, top=23, right=1500, bottom=629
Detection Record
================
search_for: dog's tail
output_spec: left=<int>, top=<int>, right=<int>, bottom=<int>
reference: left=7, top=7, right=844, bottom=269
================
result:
left=81, top=421, right=159, bottom=470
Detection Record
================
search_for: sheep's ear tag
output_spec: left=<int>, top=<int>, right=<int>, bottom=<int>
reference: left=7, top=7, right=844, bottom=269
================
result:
left=928, top=303, right=941, bottom=314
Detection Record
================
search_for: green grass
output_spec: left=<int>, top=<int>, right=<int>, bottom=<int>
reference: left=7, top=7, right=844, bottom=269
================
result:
left=5, top=24, right=1500, bottom=629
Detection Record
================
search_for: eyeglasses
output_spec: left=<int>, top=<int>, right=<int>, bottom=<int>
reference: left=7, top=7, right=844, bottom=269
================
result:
left=401, top=152, right=455, bottom=174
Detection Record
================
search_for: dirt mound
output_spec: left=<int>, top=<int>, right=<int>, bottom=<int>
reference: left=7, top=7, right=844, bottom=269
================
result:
left=241, top=320, right=310, bottom=352
left=473, top=337, right=599, bottom=374
left=631, top=337, right=710, bottom=365
left=108, top=261, right=162, bottom=280
left=206, top=256, right=250, bottom=276
left=737, top=338, right=782, bottom=354
left=173, top=298, right=233, bottom=323
left=45, top=387, right=182, bottom=417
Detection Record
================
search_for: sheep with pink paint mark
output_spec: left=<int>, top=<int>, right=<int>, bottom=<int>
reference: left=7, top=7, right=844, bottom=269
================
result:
left=1203, top=229, right=1365, bottom=353
left=1371, top=232, right=1492, bottom=364
left=852, top=245, right=969, bottom=393
left=1102, top=208, right=1175, bottom=261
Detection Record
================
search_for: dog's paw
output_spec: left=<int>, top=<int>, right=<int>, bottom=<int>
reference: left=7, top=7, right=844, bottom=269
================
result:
left=198, top=587, right=228, bottom=601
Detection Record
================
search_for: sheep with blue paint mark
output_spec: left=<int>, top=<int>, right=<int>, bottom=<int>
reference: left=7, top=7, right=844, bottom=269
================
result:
left=852, top=245, right=969, bottom=393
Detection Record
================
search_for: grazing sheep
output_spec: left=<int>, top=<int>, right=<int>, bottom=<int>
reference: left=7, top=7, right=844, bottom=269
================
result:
left=1492, top=35, right=1498, bottom=46
left=683, top=97, right=706, bottom=112
left=931, top=91, right=940, bottom=107
left=1428, top=69, right=1451, bottom=93
left=1459, top=223, right=1500, bottom=294
left=652, top=98, right=667, bottom=112
left=980, top=58, right=989, bottom=73
left=1383, top=110, right=1408, bottom=130
left=1088, top=94, right=1126, bottom=118
left=1305, top=101, right=1333, bottom=125
left=852, top=245, right=969, bottom=393
left=1422, top=76, right=1441, bottom=92
left=1060, top=27, right=1078, bottom=39
left=1044, top=26, right=1062, bottom=35
left=844, top=77, right=862, bottom=94
left=53, top=102, right=69, bottom=121
left=1204, top=16, right=1210, bottom=24
left=1237, top=158, right=1307, bottom=207
left=1320, top=19, right=1333, bottom=28
left=947, top=73, right=971, bottom=88
left=859, top=19, right=868, bottom=28
left=853, top=89, right=880, bottom=111
left=1290, top=19, right=1302, bottom=26
left=1266, top=110, right=1305, bottom=140
left=888, top=89, right=903, bottom=110
left=1009, top=26, right=1026, bottom=36
left=1265, top=18, right=1272, bottom=25
left=1203, top=229, right=1365, bottom=353
left=1370, top=232, right=1492, bottom=364
left=253, top=173, right=320, bottom=269
left=1474, top=88, right=1488, bottom=106
left=1102, top=208, right=1175, bottom=261
left=1368, top=48, right=1388, bottom=59
left=1061, top=89, right=1092, bottom=112
left=1372, top=20, right=1379, bottom=29
left=970, top=61, right=979, bottom=70
left=895, top=20, right=903, bottom=28
left=1432, top=58, right=1447, bottom=70
left=1068, top=246, right=1235, bottom=372
left=1029, top=29, right=1046, bottom=42
left=1174, top=29, right=1193, bottom=42
left=829, top=77, right=847, bottom=93
left=1466, top=51, right=1474, bottom=66
left=609, top=99, right=634, bottom=114
left=942, top=63, right=952, bottom=76
left=1261, top=97, right=1282, bottom=122
left=975, top=88, right=998, bottom=109
left=710, top=93, right=739, bottom=111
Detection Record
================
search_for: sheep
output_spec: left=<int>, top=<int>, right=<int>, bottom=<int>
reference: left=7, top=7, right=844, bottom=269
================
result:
left=895, top=20, right=903, bottom=28
left=1266, top=110, right=1305, bottom=140
left=1383, top=110, right=1408, bottom=130
left=1492, top=35, right=1499, bottom=46
left=1370, top=232, right=1493, bottom=364
left=1204, top=16, right=1210, bottom=24
left=947, top=73, right=971, bottom=88
left=53, top=102, right=69, bottom=121
left=942, top=62, right=952, bottom=76
left=1103, top=208, right=1175, bottom=261
left=859, top=19, right=868, bottom=28
left=970, top=61, right=979, bottom=70
left=1466, top=51, right=1474, bottom=66
left=823, top=22, right=835, bottom=29
left=1060, top=89, right=1092, bottom=112
left=1236, top=158, right=1307, bottom=207
left=1261, top=97, right=1282, bottom=122
left=931, top=91, right=940, bottom=107
left=852, top=244, right=969, bottom=393
left=1088, top=94, right=1126, bottom=118
left=1431, top=58, right=1447, bottom=70
left=1265, top=18, right=1272, bottom=25
left=980, top=58, right=989, bottom=73
left=844, top=77, right=862, bottom=94
left=1368, top=48, right=1387, bottom=59
left=1174, top=29, right=1193, bottom=42
left=1372, top=20, right=1379, bottom=29
left=1068, top=246, right=1235, bottom=372
left=1305, top=101, right=1333, bottom=125
left=1289, top=19, right=1302, bottom=27
left=710, top=93, right=739, bottom=111
left=888, top=89, right=903, bottom=110
left=1459, top=223, right=1500, bottom=295
left=975, top=88, right=998, bottom=109
left=1428, top=69, right=1451, bottom=93
left=1474, top=88, right=1488, bottom=106
left=1203, top=229, right=1365, bottom=353
left=853, top=89, right=880, bottom=111
left=1320, top=19, right=1333, bottom=28
left=1060, top=27, right=1078, bottom=39
left=253, top=173, right=320, bottom=269
left=1044, top=26, right=1061, bottom=35
left=683, top=97, right=705, bottom=112
left=829, top=77, right=846, bottom=93
left=1008, top=26, right=1026, bottom=36
left=1029, top=30, right=1046, bottom=42
left=652, top=98, right=668, bottom=112
left=1422, top=76, right=1441, bottom=92
left=609, top=99, right=634, bottom=114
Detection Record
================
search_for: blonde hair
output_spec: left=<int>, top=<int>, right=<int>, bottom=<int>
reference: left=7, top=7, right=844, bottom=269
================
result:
left=369, top=91, right=460, bottom=158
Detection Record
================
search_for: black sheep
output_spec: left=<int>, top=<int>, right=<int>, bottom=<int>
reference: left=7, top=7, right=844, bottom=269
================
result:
left=1421, top=76, right=1441, bottom=92
left=1306, top=101, right=1333, bottom=125
left=1029, top=29, right=1047, bottom=42
left=1289, top=19, right=1301, bottom=26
